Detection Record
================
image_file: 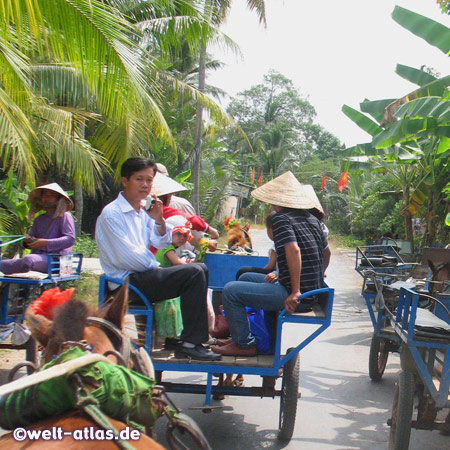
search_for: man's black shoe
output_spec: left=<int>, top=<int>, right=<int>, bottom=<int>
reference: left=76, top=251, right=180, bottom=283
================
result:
left=174, top=343, right=222, bottom=361
left=164, top=337, right=181, bottom=350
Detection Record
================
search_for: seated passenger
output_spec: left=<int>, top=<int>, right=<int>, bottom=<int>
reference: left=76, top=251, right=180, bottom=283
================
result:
left=150, top=170, right=219, bottom=248
left=95, top=157, right=220, bottom=362
left=0, top=183, right=75, bottom=275
left=211, top=172, right=331, bottom=357
left=235, top=211, right=278, bottom=281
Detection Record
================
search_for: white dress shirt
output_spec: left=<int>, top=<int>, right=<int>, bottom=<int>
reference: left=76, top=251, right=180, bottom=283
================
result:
left=95, top=192, right=173, bottom=282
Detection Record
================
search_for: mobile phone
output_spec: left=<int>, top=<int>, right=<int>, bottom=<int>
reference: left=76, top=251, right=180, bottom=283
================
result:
left=144, top=197, right=156, bottom=211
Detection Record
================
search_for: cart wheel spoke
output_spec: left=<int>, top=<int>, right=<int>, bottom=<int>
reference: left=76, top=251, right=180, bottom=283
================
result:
left=389, top=371, right=415, bottom=450
left=278, top=347, right=300, bottom=441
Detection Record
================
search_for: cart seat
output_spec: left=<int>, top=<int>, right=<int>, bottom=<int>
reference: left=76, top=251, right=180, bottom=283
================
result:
left=0, top=253, right=83, bottom=325
left=360, top=256, right=399, bottom=267
left=413, top=308, right=450, bottom=340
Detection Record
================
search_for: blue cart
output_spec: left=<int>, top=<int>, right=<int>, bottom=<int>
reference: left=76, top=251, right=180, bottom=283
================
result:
left=388, top=286, right=450, bottom=450
left=355, top=245, right=415, bottom=381
left=98, top=253, right=334, bottom=442
left=0, top=236, right=83, bottom=369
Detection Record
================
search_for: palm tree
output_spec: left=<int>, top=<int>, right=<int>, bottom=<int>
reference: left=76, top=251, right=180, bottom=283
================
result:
left=1, top=1, right=174, bottom=184
left=191, top=0, right=267, bottom=212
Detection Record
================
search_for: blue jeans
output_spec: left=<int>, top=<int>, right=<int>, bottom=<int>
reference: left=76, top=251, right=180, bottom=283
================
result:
left=222, top=272, right=289, bottom=348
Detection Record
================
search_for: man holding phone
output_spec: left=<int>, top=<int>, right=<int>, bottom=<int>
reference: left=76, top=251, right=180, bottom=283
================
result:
left=95, top=157, right=220, bottom=361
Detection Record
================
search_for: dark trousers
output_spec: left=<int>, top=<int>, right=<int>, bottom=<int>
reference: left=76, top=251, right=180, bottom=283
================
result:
left=129, top=263, right=209, bottom=345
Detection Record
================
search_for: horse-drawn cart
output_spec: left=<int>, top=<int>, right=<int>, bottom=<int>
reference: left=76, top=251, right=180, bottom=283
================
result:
left=0, top=236, right=82, bottom=368
left=98, top=253, right=334, bottom=442
left=387, top=285, right=450, bottom=450
left=355, top=244, right=415, bottom=381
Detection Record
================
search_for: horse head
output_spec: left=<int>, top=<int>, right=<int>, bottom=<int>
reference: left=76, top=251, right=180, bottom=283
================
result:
left=25, top=280, right=140, bottom=368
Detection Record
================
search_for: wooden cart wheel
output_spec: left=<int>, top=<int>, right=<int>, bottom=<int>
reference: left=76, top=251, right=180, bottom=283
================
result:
left=388, top=370, right=415, bottom=450
left=166, top=412, right=212, bottom=450
left=368, top=334, right=389, bottom=381
left=278, top=347, right=300, bottom=441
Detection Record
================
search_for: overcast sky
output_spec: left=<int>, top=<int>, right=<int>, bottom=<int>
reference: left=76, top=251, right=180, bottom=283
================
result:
left=208, top=0, right=449, bottom=147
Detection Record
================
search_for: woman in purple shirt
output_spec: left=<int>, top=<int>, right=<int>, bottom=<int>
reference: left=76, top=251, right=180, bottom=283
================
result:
left=1, top=183, right=75, bottom=275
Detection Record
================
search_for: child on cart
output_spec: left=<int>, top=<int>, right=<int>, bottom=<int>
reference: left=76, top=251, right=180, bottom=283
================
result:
left=154, top=218, right=215, bottom=347
left=235, top=211, right=278, bottom=282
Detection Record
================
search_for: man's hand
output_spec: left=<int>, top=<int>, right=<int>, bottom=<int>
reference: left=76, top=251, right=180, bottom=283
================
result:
left=284, top=291, right=301, bottom=314
left=264, top=272, right=278, bottom=283
left=207, top=239, right=218, bottom=252
left=207, top=226, right=219, bottom=240
left=146, top=195, right=164, bottom=223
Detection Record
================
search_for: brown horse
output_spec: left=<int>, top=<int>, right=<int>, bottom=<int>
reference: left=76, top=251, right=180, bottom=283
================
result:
left=0, top=282, right=163, bottom=449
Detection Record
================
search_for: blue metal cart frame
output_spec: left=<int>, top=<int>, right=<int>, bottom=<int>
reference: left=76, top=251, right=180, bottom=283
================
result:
left=355, top=245, right=414, bottom=381
left=98, top=253, right=334, bottom=441
left=1, top=236, right=83, bottom=368
left=388, top=286, right=450, bottom=450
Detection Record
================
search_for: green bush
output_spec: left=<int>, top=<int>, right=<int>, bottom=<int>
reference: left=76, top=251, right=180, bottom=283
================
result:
left=352, top=193, right=404, bottom=241
left=73, top=233, right=98, bottom=258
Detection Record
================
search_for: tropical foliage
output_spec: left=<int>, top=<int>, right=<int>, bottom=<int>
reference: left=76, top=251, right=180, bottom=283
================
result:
left=341, top=6, right=450, bottom=248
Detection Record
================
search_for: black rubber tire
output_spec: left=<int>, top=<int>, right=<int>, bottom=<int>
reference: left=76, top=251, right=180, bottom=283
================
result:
left=389, top=371, right=415, bottom=450
left=25, top=337, right=38, bottom=374
left=278, top=347, right=300, bottom=441
left=368, top=334, right=389, bottom=381
left=166, top=412, right=212, bottom=450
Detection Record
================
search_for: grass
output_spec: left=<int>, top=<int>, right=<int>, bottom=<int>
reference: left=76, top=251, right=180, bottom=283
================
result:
left=64, top=272, right=100, bottom=308
left=329, top=233, right=365, bottom=250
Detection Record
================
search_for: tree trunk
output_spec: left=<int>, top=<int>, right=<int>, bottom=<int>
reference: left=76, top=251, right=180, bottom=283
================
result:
left=192, top=39, right=206, bottom=214
left=74, top=182, right=83, bottom=237
left=402, top=190, right=414, bottom=253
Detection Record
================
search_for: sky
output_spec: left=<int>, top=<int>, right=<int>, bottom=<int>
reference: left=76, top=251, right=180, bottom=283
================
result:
left=207, top=0, right=449, bottom=147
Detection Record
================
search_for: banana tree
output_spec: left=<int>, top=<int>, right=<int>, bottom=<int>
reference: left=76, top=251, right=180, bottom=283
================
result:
left=341, top=7, right=450, bottom=249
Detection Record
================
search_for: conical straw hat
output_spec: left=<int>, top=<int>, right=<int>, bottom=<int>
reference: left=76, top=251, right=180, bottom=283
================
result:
left=303, top=184, right=324, bottom=217
left=28, top=183, right=73, bottom=210
left=151, top=172, right=187, bottom=197
left=251, top=171, right=315, bottom=210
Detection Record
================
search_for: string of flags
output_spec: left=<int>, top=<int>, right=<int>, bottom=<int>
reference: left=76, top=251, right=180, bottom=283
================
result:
left=322, top=171, right=348, bottom=192
left=250, top=167, right=349, bottom=192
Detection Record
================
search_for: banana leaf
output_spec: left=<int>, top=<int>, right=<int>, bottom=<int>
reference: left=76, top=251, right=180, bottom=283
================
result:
left=383, top=75, right=450, bottom=123
left=392, top=6, right=450, bottom=55
left=437, top=136, right=450, bottom=155
left=360, top=99, right=395, bottom=123
left=341, top=105, right=383, bottom=136
left=395, top=64, right=437, bottom=87
left=394, top=97, right=450, bottom=121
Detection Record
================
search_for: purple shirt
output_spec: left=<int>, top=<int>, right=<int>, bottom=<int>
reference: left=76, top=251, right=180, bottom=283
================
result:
left=29, top=211, right=76, bottom=254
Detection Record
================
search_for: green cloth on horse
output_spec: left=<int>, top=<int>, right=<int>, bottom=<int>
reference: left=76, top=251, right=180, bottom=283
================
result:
left=0, top=347, right=158, bottom=429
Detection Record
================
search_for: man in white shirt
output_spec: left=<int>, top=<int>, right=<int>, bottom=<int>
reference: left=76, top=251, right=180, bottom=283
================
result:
left=95, top=157, right=220, bottom=361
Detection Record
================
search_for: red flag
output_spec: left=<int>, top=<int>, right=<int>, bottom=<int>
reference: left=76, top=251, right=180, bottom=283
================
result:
left=251, top=167, right=255, bottom=184
left=337, top=172, right=348, bottom=192
left=321, top=172, right=326, bottom=191
left=258, top=171, right=263, bottom=187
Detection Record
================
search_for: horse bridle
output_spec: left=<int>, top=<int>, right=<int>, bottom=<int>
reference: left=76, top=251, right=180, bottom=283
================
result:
left=429, top=262, right=450, bottom=294
left=85, top=316, right=132, bottom=367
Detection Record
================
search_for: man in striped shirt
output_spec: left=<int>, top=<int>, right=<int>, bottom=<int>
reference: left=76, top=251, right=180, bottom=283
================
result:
left=212, top=172, right=330, bottom=357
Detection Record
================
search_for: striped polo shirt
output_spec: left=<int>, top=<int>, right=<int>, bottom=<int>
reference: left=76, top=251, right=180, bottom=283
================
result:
left=272, top=209, right=328, bottom=293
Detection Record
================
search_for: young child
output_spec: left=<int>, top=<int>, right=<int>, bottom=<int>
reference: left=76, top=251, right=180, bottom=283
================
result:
left=155, top=222, right=193, bottom=267
left=235, top=211, right=278, bottom=281
left=153, top=223, right=193, bottom=342
left=155, top=219, right=215, bottom=344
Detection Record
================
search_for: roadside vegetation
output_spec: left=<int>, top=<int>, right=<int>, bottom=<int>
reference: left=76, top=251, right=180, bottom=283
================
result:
left=1, top=2, right=449, bottom=263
